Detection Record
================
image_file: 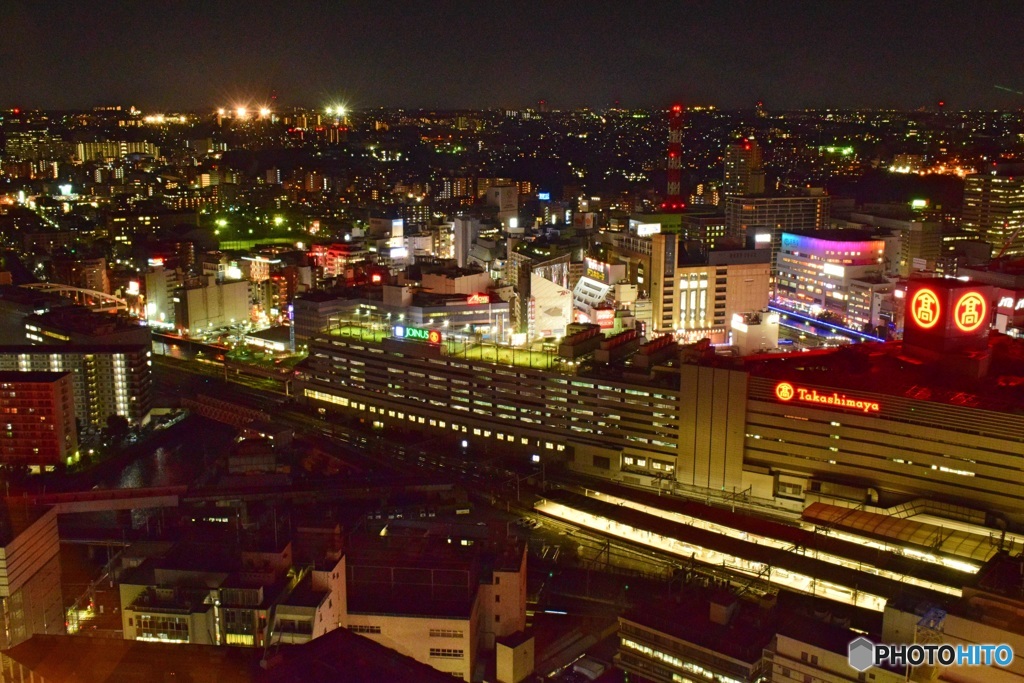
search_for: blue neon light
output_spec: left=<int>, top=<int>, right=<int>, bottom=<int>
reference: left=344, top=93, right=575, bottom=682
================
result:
left=769, top=306, right=885, bottom=342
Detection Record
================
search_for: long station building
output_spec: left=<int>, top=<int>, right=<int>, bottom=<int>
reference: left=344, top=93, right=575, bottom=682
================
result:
left=296, top=277, right=1024, bottom=525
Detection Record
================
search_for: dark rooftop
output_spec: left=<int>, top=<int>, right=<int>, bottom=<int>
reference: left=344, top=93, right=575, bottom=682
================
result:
left=497, top=630, right=533, bottom=649
left=0, top=343, right=149, bottom=354
left=975, top=553, right=1024, bottom=601
left=3, top=629, right=459, bottom=683
left=0, top=370, right=70, bottom=383
left=279, top=574, right=328, bottom=609
left=622, top=591, right=776, bottom=664
left=784, top=228, right=884, bottom=242
left=0, top=284, right=70, bottom=310
left=26, top=307, right=148, bottom=336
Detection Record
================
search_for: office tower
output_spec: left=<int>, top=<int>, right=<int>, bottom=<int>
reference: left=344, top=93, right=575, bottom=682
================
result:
left=453, top=217, right=479, bottom=269
left=649, top=234, right=770, bottom=341
left=961, top=169, right=1024, bottom=259
left=722, top=137, right=765, bottom=196
left=849, top=212, right=943, bottom=277
left=724, top=192, right=830, bottom=275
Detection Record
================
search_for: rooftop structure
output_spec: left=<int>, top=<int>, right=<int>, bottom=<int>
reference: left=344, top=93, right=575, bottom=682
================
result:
left=0, top=629, right=460, bottom=683
left=24, top=306, right=151, bottom=346
left=618, top=586, right=902, bottom=683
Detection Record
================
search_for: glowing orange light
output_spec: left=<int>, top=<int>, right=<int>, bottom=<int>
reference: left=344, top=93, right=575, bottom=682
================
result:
left=773, top=382, right=880, bottom=413
left=910, top=288, right=941, bottom=329
left=428, top=330, right=442, bottom=344
left=371, top=274, right=382, bottom=284
left=953, top=291, right=987, bottom=333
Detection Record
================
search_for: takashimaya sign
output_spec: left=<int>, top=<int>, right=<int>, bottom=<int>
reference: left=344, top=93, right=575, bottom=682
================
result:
left=910, top=286, right=989, bottom=333
left=775, top=382, right=881, bottom=413
left=910, top=288, right=941, bottom=329
left=953, top=291, right=986, bottom=333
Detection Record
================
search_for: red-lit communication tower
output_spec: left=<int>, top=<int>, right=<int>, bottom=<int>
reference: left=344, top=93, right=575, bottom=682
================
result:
left=661, top=103, right=685, bottom=211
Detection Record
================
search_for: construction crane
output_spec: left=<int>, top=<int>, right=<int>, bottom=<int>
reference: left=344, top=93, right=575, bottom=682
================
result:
left=995, top=221, right=1023, bottom=260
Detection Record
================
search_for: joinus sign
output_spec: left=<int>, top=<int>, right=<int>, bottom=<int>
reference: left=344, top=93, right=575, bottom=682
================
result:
left=393, top=325, right=442, bottom=344
left=775, top=381, right=881, bottom=414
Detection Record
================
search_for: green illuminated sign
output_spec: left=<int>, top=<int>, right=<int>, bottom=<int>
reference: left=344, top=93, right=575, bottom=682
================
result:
left=393, top=325, right=442, bottom=344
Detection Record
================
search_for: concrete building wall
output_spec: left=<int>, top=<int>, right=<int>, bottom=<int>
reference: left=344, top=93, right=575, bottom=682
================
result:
left=478, top=550, right=527, bottom=649
left=175, top=279, right=249, bottom=333
left=678, top=365, right=747, bottom=492
left=421, top=270, right=492, bottom=296
left=744, top=376, right=1024, bottom=515
left=767, top=632, right=903, bottom=683
left=346, top=610, right=475, bottom=681
left=0, top=508, right=63, bottom=649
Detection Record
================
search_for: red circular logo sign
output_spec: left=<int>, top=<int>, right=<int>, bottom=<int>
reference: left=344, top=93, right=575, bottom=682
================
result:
left=953, top=292, right=987, bottom=333
left=428, top=330, right=442, bottom=344
left=775, top=382, right=795, bottom=401
left=910, top=288, right=941, bottom=330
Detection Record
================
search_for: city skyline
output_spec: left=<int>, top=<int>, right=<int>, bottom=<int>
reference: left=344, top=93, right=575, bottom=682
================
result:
left=3, top=1, right=1024, bottom=111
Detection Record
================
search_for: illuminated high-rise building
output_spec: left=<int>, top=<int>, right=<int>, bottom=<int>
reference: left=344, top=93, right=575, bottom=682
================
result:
left=0, top=372, right=77, bottom=468
left=774, top=230, right=893, bottom=329
left=0, top=345, right=152, bottom=427
left=961, top=168, right=1024, bottom=259
left=723, top=137, right=765, bottom=197
left=648, top=234, right=771, bottom=340
left=725, top=192, right=830, bottom=276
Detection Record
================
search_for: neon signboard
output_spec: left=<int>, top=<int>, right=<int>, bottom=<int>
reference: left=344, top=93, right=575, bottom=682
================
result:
left=953, top=291, right=986, bottom=333
left=909, top=288, right=941, bottom=329
left=393, top=325, right=441, bottom=344
left=997, top=296, right=1024, bottom=311
left=775, top=381, right=880, bottom=413
left=467, top=293, right=490, bottom=305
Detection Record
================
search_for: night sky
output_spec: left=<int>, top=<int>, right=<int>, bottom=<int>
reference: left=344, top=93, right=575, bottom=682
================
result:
left=2, top=1, right=1023, bottom=111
